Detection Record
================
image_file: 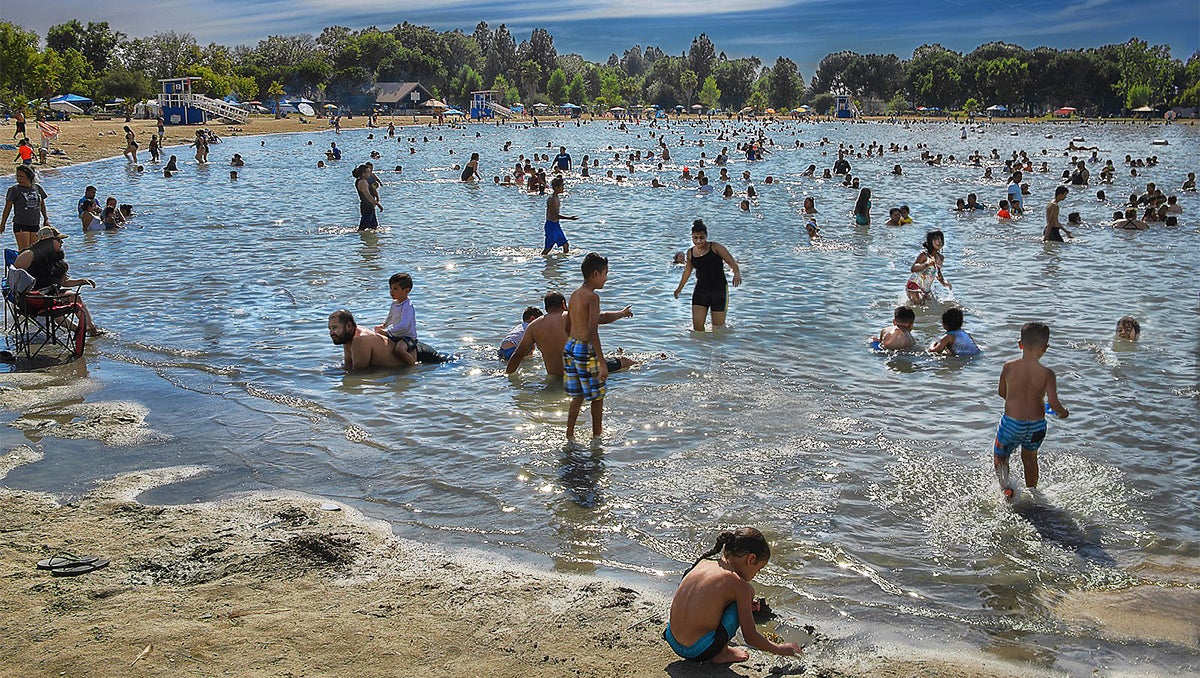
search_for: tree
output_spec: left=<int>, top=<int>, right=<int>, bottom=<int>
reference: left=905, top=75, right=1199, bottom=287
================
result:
left=267, top=80, right=285, bottom=117
left=567, top=73, right=587, bottom=105
left=450, top=65, right=483, bottom=106
left=518, top=59, right=542, bottom=101
left=688, top=34, right=716, bottom=83
left=698, top=75, right=721, bottom=110
left=122, top=31, right=201, bottom=81
left=546, top=67, right=568, bottom=103
left=620, top=46, right=646, bottom=77
left=0, top=21, right=40, bottom=102
left=974, top=57, right=1028, bottom=110
left=98, top=67, right=155, bottom=104
left=58, top=47, right=94, bottom=96
left=1112, top=38, right=1178, bottom=109
left=962, top=97, right=980, bottom=115
left=679, top=69, right=698, bottom=104
left=886, top=92, right=910, bottom=114
left=809, top=92, right=835, bottom=116
left=713, top=56, right=759, bottom=110
left=30, top=47, right=64, bottom=100
left=491, top=75, right=519, bottom=104
left=483, top=24, right=517, bottom=86
left=763, top=57, right=803, bottom=109
left=519, top=28, right=557, bottom=92
left=906, top=44, right=965, bottom=109
left=47, top=20, right=123, bottom=73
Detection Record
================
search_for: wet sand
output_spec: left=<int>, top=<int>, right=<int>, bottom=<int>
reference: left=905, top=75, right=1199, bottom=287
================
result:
left=0, top=448, right=1025, bottom=677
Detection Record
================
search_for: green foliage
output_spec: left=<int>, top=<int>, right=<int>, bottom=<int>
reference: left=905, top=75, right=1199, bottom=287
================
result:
left=1113, top=38, right=1178, bottom=108
left=546, top=68, right=568, bottom=103
left=567, top=73, right=587, bottom=105
left=810, top=92, right=835, bottom=116
left=1125, top=83, right=1153, bottom=109
left=450, top=65, right=483, bottom=106
left=698, top=75, right=721, bottom=110
left=962, top=97, right=980, bottom=114
left=491, top=75, right=519, bottom=105
left=907, top=44, right=964, bottom=109
left=974, top=56, right=1028, bottom=109
left=0, top=21, right=39, bottom=102
left=98, top=67, right=155, bottom=102
left=887, top=92, right=910, bottom=114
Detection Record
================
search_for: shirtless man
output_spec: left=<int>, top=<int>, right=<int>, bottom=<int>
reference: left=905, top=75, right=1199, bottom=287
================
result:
left=328, top=310, right=406, bottom=370
left=505, top=292, right=634, bottom=376
left=1043, top=185, right=1072, bottom=242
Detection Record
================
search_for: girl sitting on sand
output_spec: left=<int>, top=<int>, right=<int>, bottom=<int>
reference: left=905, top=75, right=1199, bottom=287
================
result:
left=664, top=528, right=801, bottom=664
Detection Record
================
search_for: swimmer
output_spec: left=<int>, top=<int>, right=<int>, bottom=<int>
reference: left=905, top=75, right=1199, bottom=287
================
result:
left=1115, top=316, right=1140, bottom=341
left=928, top=307, right=980, bottom=356
left=504, top=291, right=634, bottom=377
left=674, top=219, right=742, bottom=332
left=906, top=230, right=951, bottom=304
left=877, top=306, right=917, bottom=351
left=1043, top=186, right=1072, bottom=242
left=804, top=217, right=819, bottom=239
left=665, top=528, right=801, bottom=664
left=499, top=306, right=544, bottom=360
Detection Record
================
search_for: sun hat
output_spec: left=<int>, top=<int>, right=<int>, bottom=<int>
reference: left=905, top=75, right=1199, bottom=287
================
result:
left=37, top=226, right=68, bottom=241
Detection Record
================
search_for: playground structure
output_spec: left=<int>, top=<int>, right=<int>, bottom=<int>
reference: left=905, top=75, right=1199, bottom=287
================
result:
left=470, top=91, right=515, bottom=120
left=159, top=77, right=248, bottom=125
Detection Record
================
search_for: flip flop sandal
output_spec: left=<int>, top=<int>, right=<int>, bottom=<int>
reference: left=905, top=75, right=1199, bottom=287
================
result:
left=36, top=552, right=102, bottom=570
left=50, top=558, right=110, bottom=577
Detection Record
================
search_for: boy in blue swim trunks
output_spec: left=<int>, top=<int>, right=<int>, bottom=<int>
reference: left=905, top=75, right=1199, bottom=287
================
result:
left=995, top=322, right=1069, bottom=500
left=564, top=253, right=608, bottom=440
left=541, top=176, right=578, bottom=255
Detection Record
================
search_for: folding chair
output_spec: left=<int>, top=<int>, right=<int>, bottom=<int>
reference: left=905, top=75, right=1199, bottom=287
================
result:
left=3, top=265, right=88, bottom=363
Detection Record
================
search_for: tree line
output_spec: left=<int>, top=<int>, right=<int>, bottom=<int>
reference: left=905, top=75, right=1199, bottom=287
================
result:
left=1, top=18, right=1196, bottom=117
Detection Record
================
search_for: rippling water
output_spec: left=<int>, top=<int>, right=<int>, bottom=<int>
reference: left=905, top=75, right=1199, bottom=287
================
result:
left=5, top=117, right=1198, bottom=672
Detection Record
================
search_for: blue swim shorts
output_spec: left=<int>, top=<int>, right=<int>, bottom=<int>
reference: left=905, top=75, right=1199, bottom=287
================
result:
left=498, top=345, right=517, bottom=361
left=663, top=602, right=738, bottom=662
left=993, top=414, right=1047, bottom=458
left=544, top=220, right=568, bottom=250
left=563, top=338, right=605, bottom=402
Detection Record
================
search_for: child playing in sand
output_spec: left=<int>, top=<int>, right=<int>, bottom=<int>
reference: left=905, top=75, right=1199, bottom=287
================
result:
left=564, top=253, right=610, bottom=440
left=929, top=307, right=980, bottom=356
left=876, top=306, right=917, bottom=351
left=374, top=272, right=418, bottom=366
left=994, top=322, right=1069, bottom=501
left=664, top=527, right=801, bottom=664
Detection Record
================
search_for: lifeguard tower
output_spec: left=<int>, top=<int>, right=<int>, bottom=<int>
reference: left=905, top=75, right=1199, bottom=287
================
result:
left=159, top=77, right=248, bottom=125
left=470, top=90, right=515, bottom=120
left=835, top=95, right=855, bottom=119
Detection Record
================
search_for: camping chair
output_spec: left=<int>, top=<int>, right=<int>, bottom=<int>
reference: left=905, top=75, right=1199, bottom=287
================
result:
left=3, top=263, right=87, bottom=363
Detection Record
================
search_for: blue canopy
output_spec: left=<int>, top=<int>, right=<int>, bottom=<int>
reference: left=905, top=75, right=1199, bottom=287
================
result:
left=50, top=93, right=93, bottom=105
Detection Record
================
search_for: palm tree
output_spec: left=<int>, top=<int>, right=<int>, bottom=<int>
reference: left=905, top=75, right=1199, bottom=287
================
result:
left=267, top=81, right=285, bottom=119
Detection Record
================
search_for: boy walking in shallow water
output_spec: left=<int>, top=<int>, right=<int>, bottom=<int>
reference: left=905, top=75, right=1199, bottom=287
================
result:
left=564, top=253, right=609, bottom=440
left=994, top=322, right=1069, bottom=500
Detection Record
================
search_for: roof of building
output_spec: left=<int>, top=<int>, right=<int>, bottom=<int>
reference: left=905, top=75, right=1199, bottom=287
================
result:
left=373, top=82, right=432, bottom=104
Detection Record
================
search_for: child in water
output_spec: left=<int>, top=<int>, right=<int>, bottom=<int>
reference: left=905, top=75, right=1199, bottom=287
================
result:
left=994, top=322, right=1069, bottom=501
left=665, top=528, right=801, bottom=663
left=929, top=307, right=980, bottom=356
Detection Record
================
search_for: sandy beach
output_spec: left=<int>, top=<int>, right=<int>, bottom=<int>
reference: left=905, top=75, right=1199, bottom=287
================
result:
left=0, top=452, right=1029, bottom=677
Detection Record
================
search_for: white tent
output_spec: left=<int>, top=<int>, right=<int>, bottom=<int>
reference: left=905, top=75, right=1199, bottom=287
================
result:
left=49, top=100, right=84, bottom=114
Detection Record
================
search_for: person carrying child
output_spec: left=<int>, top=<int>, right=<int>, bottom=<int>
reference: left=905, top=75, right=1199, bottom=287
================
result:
left=876, top=306, right=916, bottom=351
left=929, top=307, right=980, bottom=356
left=905, top=230, right=952, bottom=304
left=374, top=273, right=418, bottom=366
left=994, top=322, right=1069, bottom=501
left=664, top=527, right=801, bottom=664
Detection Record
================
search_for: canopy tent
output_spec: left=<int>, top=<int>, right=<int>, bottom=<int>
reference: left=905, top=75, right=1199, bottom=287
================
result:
left=1053, top=107, right=1077, bottom=116
left=1131, top=105, right=1156, bottom=112
left=49, top=93, right=93, bottom=106
left=986, top=104, right=1008, bottom=117
left=740, top=106, right=754, bottom=113
left=443, top=108, right=465, bottom=116
left=422, top=99, right=447, bottom=108
left=691, top=104, right=703, bottom=110
left=105, top=98, right=126, bottom=107
left=48, top=100, right=84, bottom=114
left=608, top=106, right=625, bottom=112
left=560, top=103, right=581, bottom=109
left=531, top=102, right=549, bottom=108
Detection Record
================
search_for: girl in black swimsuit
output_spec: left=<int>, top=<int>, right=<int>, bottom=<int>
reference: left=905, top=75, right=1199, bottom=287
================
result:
left=673, top=219, right=742, bottom=332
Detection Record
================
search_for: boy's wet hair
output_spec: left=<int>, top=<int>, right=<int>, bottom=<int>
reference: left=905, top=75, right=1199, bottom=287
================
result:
left=1020, top=322, right=1050, bottom=348
left=1116, top=316, right=1141, bottom=337
left=942, top=307, right=964, bottom=332
left=388, top=272, right=413, bottom=289
left=522, top=306, right=543, bottom=323
left=543, top=291, right=566, bottom=310
left=894, top=306, right=915, bottom=323
left=691, top=218, right=707, bottom=234
left=686, top=527, right=771, bottom=575
left=551, top=176, right=564, bottom=190
left=581, top=252, right=607, bottom=279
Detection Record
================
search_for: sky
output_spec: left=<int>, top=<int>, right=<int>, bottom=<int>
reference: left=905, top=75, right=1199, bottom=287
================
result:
left=7, top=0, right=1198, bottom=76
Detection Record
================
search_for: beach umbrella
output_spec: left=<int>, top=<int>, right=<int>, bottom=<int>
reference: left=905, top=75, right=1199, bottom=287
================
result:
left=532, top=103, right=549, bottom=108
left=48, top=100, right=84, bottom=114
left=444, top=108, right=465, bottom=116
left=1053, top=107, right=1076, bottom=116
left=765, top=108, right=777, bottom=115
left=986, top=104, right=1007, bottom=111
left=297, top=103, right=316, bottom=116
left=691, top=104, right=703, bottom=110
left=422, top=99, right=447, bottom=108
left=323, top=103, right=338, bottom=110
left=609, top=106, right=625, bottom=112
left=740, top=106, right=754, bottom=113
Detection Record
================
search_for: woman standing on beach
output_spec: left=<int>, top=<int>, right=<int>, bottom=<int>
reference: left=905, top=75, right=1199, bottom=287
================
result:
left=1, top=165, right=50, bottom=251
left=854, top=187, right=871, bottom=225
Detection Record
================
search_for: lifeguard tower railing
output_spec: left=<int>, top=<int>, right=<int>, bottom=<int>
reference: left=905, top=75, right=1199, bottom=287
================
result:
left=159, top=77, right=248, bottom=124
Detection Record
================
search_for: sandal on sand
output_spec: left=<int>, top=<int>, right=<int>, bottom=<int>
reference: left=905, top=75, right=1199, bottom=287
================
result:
left=50, top=558, right=110, bottom=577
left=36, top=552, right=102, bottom=570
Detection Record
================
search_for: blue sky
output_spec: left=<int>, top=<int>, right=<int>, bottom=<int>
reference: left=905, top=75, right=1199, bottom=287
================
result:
left=9, top=0, right=1198, bottom=75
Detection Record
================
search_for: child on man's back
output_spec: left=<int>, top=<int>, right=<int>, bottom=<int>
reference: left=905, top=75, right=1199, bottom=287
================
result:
left=375, top=272, right=418, bottom=365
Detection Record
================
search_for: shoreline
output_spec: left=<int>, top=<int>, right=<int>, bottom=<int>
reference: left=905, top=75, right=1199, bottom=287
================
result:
left=0, top=448, right=1034, bottom=677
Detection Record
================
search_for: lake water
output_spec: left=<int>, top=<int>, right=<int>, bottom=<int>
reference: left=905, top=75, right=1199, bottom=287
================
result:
left=5, top=117, right=1198, bottom=673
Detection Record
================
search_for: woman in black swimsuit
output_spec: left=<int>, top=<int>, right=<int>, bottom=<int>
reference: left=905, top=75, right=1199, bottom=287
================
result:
left=460, top=152, right=480, bottom=181
left=673, top=219, right=742, bottom=331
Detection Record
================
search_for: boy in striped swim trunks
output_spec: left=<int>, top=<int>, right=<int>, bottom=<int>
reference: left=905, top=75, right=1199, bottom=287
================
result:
left=564, top=253, right=609, bottom=440
left=995, top=322, right=1070, bottom=501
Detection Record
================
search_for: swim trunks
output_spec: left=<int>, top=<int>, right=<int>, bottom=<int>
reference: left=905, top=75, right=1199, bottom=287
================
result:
left=544, top=220, right=568, bottom=250
left=605, top=357, right=622, bottom=373
left=359, top=202, right=378, bottom=230
left=663, top=603, right=738, bottom=662
left=993, top=414, right=1047, bottom=458
left=689, top=246, right=728, bottom=312
left=563, top=338, right=605, bottom=401
left=388, top=335, right=418, bottom=353
left=498, top=345, right=517, bottom=360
